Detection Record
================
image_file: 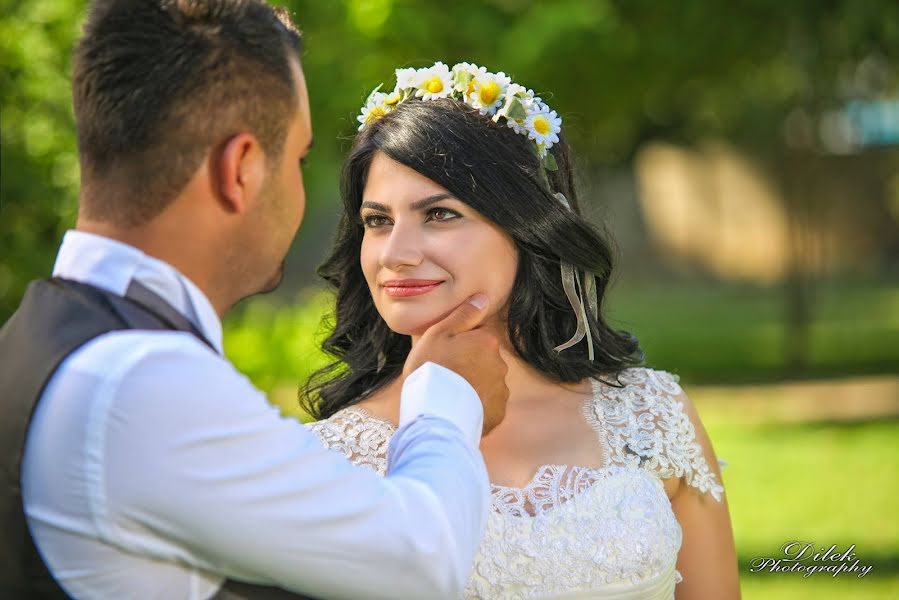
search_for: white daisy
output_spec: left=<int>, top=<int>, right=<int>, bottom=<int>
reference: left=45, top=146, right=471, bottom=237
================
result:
left=356, top=61, right=563, bottom=169
left=514, top=86, right=543, bottom=114
left=356, top=91, right=391, bottom=131
left=414, top=62, right=453, bottom=100
left=467, top=70, right=512, bottom=115
left=451, top=62, right=482, bottom=94
left=505, top=83, right=529, bottom=100
left=525, top=103, right=562, bottom=150
left=502, top=83, right=537, bottom=133
left=394, top=67, right=419, bottom=91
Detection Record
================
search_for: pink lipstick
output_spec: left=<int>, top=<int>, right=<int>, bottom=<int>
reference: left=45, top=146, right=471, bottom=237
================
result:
left=382, top=279, right=444, bottom=298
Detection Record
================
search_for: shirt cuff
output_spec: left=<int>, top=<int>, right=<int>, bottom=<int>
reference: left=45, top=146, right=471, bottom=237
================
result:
left=399, top=362, right=484, bottom=448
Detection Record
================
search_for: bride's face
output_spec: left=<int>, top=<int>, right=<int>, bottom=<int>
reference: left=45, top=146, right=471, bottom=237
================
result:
left=360, top=151, right=519, bottom=337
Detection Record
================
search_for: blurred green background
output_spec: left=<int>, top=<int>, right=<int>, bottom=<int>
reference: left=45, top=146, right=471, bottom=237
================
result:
left=2, top=1, right=898, bottom=597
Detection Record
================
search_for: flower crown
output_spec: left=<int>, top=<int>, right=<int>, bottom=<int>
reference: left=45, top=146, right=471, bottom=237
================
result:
left=356, top=61, right=562, bottom=171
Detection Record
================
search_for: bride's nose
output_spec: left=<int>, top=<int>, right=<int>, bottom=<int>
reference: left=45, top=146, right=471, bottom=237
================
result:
left=379, top=221, right=424, bottom=270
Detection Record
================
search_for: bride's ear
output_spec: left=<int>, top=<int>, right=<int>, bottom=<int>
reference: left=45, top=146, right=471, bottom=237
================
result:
left=213, top=132, right=266, bottom=215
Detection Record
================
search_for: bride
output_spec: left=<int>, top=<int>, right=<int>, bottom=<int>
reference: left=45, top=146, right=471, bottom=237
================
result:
left=303, top=62, right=740, bottom=599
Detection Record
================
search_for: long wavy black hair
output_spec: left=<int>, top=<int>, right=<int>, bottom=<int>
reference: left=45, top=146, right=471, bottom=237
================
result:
left=302, top=96, right=643, bottom=419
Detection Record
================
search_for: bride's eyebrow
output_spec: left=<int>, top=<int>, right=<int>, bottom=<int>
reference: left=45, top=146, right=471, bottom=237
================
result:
left=360, top=200, right=390, bottom=214
left=359, top=193, right=457, bottom=215
left=410, top=193, right=455, bottom=210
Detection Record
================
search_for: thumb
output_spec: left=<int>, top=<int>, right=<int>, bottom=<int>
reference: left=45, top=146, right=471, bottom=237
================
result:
left=430, top=294, right=490, bottom=336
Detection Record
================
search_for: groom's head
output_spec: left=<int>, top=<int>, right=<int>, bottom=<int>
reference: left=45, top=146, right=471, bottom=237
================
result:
left=72, top=0, right=313, bottom=307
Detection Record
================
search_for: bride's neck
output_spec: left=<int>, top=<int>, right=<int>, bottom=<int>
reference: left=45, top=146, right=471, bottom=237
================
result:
left=406, top=326, right=580, bottom=406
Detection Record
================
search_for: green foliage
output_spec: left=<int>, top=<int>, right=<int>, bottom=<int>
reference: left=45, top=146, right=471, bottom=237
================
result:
left=3, top=0, right=898, bottom=320
left=1, top=0, right=87, bottom=319
left=286, top=0, right=899, bottom=159
left=222, top=289, right=334, bottom=420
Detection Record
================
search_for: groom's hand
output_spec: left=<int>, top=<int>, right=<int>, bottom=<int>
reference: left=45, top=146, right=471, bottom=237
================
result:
left=403, top=293, right=509, bottom=435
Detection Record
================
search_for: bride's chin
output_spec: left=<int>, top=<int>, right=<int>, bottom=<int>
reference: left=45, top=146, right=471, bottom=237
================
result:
left=384, top=314, right=443, bottom=338
left=387, top=322, right=430, bottom=338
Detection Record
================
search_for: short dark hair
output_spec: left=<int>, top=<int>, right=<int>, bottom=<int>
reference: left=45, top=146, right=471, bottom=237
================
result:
left=73, top=0, right=302, bottom=226
left=302, top=97, right=644, bottom=419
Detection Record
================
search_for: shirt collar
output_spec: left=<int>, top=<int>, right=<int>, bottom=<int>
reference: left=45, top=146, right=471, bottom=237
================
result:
left=52, top=230, right=224, bottom=354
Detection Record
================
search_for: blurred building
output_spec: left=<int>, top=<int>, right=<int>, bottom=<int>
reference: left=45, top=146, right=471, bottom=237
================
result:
left=631, top=133, right=898, bottom=284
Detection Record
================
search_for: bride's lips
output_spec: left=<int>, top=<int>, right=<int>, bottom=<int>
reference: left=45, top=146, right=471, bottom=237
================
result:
left=382, top=279, right=444, bottom=298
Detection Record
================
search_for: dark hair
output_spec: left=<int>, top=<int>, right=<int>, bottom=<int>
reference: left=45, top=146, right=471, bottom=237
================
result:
left=73, top=0, right=302, bottom=226
left=302, top=97, right=643, bottom=419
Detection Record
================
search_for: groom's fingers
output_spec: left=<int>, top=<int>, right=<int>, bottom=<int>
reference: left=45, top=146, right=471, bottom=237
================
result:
left=401, top=292, right=509, bottom=433
left=431, top=293, right=490, bottom=337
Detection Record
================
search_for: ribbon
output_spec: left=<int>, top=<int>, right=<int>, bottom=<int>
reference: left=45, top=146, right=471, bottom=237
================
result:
left=552, top=193, right=597, bottom=361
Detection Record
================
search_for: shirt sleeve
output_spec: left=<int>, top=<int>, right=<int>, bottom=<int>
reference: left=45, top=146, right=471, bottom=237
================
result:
left=98, top=335, right=489, bottom=599
left=398, top=361, right=484, bottom=447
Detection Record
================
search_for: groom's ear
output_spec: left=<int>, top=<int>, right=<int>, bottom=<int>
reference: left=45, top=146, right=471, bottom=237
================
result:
left=214, top=132, right=266, bottom=215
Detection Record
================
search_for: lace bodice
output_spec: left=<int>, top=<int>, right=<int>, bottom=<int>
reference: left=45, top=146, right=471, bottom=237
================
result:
left=307, top=368, right=724, bottom=599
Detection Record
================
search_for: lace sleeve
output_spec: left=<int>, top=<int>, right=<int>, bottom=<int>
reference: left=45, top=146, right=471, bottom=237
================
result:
left=306, top=408, right=393, bottom=475
left=598, top=368, right=725, bottom=501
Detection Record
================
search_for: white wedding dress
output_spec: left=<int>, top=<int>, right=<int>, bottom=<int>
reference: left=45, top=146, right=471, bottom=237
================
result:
left=307, top=368, right=725, bottom=599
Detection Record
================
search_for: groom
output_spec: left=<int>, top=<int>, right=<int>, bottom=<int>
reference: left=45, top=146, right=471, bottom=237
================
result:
left=0, top=1, right=509, bottom=598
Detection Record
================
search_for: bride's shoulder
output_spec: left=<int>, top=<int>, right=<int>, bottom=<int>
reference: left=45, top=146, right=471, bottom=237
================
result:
left=591, top=366, right=685, bottom=409
left=306, top=405, right=394, bottom=474
left=590, top=366, right=699, bottom=444
left=307, top=404, right=396, bottom=436
left=589, top=366, right=691, bottom=444
left=306, top=407, right=356, bottom=447
left=590, top=367, right=725, bottom=501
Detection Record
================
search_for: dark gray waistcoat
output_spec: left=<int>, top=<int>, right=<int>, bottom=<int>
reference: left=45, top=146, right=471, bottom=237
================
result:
left=0, top=278, right=313, bottom=599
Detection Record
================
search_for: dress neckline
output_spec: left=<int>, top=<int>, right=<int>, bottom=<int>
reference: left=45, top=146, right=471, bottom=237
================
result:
left=344, top=379, right=616, bottom=495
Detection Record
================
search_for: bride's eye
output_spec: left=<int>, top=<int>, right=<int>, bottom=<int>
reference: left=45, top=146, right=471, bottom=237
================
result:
left=362, top=214, right=390, bottom=228
left=427, top=207, right=461, bottom=222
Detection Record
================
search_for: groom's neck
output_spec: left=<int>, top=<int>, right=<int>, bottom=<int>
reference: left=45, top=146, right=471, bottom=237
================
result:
left=75, top=210, right=232, bottom=319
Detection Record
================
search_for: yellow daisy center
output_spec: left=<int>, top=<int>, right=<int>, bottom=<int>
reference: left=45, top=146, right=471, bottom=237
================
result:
left=533, top=115, right=551, bottom=136
left=366, top=105, right=387, bottom=123
left=477, top=81, right=501, bottom=105
left=425, top=76, right=444, bottom=94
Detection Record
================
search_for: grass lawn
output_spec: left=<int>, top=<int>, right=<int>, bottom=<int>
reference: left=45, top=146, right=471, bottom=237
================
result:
left=703, top=414, right=899, bottom=599
left=607, top=278, right=899, bottom=383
